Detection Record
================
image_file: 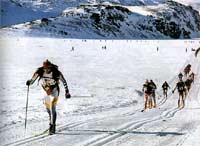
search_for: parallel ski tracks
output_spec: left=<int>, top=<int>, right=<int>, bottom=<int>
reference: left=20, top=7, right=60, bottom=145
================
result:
left=84, top=108, right=182, bottom=146
left=5, top=106, right=182, bottom=146
left=4, top=121, right=86, bottom=146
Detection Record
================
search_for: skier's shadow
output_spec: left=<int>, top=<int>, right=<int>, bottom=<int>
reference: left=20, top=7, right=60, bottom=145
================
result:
left=135, top=89, right=144, bottom=96
left=57, top=129, right=184, bottom=137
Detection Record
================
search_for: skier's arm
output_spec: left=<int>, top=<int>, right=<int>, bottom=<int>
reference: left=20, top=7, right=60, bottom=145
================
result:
left=172, top=84, right=177, bottom=93
left=59, top=71, right=71, bottom=98
left=26, top=70, right=40, bottom=86
left=154, top=83, right=157, bottom=89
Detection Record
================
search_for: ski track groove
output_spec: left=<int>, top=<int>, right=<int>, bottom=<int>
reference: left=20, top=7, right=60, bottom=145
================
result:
left=4, top=113, right=123, bottom=146
left=84, top=108, right=183, bottom=146
left=4, top=121, right=86, bottom=146
left=83, top=59, right=194, bottom=146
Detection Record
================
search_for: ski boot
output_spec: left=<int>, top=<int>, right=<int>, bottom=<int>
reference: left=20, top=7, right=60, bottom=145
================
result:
left=49, top=124, right=55, bottom=135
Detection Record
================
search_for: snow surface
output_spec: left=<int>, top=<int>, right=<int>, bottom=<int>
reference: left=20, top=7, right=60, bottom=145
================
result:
left=0, top=36, right=200, bottom=146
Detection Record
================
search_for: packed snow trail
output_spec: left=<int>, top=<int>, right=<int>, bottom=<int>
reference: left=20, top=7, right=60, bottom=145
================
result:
left=0, top=37, right=200, bottom=146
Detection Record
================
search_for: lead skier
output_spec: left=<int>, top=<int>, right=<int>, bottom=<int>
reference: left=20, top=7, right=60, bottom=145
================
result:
left=26, top=59, right=71, bottom=134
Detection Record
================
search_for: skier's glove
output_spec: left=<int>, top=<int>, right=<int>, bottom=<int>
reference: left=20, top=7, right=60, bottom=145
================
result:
left=65, top=91, right=71, bottom=99
left=26, top=80, right=32, bottom=86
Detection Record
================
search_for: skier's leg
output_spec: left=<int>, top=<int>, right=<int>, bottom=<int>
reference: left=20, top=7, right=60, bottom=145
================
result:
left=178, top=93, right=181, bottom=108
left=44, top=95, right=53, bottom=132
left=149, top=94, right=153, bottom=109
left=51, top=96, right=58, bottom=134
left=182, top=92, right=185, bottom=108
left=153, top=98, right=156, bottom=108
left=152, top=92, right=156, bottom=108
left=144, top=93, right=148, bottom=109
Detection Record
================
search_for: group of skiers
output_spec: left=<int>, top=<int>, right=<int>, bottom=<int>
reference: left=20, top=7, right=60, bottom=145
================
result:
left=142, top=79, right=157, bottom=109
left=172, top=64, right=194, bottom=108
left=26, top=59, right=196, bottom=135
left=142, top=64, right=195, bottom=110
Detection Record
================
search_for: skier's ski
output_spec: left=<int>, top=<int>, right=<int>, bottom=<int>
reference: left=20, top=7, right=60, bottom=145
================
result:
left=33, top=128, right=49, bottom=137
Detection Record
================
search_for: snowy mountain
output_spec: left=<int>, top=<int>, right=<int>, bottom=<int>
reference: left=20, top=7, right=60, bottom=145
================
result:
left=3, top=0, right=200, bottom=39
left=0, top=0, right=166, bottom=27
left=6, top=0, right=200, bottom=11
left=0, top=1, right=58, bottom=27
left=174, top=0, right=200, bottom=12
left=1, top=0, right=200, bottom=38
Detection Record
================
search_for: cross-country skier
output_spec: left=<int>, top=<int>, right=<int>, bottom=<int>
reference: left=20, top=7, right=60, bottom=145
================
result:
left=185, top=72, right=195, bottom=92
left=162, top=81, right=170, bottom=98
left=172, top=73, right=187, bottom=108
left=149, top=80, right=157, bottom=108
left=26, top=59, right=71, bottom=135
left=142, top=80, right=153, bottom=110
left=195, top=47, right=200, bottom=57
left=183, top=64, right=191, bottom=77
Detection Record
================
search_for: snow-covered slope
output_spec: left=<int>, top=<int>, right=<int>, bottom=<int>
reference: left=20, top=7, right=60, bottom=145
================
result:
left=0, top=1, right=58, bottom=27
left=0, top=37, right=200, bottom=146
left=2, top=1, right=199, bottom=39
left=0, top=0, right=165, bottom=27
left=174, top=0, right=200, bottom=12
left=1, top=0, right=200, bottom=39
left=6, top=0, right=200, bottom=11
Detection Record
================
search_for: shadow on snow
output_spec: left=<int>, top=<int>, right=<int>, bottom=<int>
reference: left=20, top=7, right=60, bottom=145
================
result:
left=57, top=129, right=185, bottom=137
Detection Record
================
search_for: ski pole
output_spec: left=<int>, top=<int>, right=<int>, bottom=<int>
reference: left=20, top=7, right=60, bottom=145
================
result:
left=25, top=85, right=29, bottom=130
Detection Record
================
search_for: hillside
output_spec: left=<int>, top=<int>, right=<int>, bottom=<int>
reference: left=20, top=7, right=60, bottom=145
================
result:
left=2, top=1, right=199, bottom=39
left=1, top=0, right=200, bottom=39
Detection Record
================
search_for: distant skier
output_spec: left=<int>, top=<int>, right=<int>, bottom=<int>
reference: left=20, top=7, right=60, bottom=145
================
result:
left=71, top=46, right=74, bottom=51
left=102, top=46, right=107, bottom=50
left=185, top=72, right=195, bottom=92
left=26, top=59, right=71, bottom=135
left=149, top=80, right=157, bottom=108
left=162, top=81, right=170, bottom=98
left=142, top=80, right=153, bottom=110
left=172, top=73, right=187, bottom=108
left=183, top=64, right=191, bottom=77
left=195, top=47, right=200, bottom=57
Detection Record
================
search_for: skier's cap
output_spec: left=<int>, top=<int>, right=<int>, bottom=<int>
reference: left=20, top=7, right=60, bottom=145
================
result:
left=178, top=72, right=183, bottom=76
left=43, top=59, right=51, bottom=68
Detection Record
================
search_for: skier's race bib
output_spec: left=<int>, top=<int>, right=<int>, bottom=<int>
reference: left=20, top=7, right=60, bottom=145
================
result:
left=42, top=72, right=57, bottom=87
left=43, top=78, right=56, bottom=86
left=178, top=86, right=184, bottom=91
